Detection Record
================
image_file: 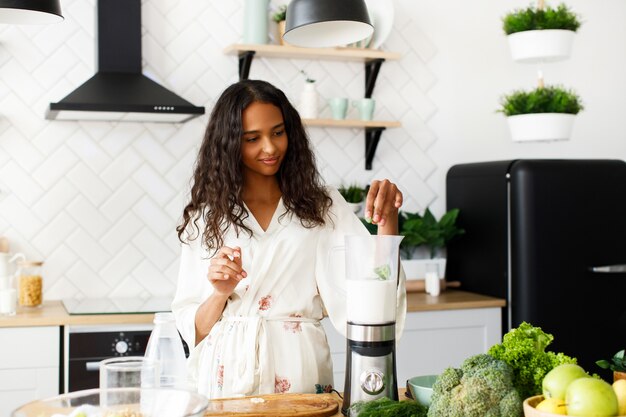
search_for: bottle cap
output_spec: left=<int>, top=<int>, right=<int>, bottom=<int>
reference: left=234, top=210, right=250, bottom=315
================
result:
left=153, top=312, right=175, bottom=324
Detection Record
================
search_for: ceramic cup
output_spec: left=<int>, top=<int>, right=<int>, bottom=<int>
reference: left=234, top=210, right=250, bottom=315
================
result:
left=328, top=97, right=348, bottom=120
left=352, top=98, right=375, bottom=121
left=99, top=357, right=160, bottom=389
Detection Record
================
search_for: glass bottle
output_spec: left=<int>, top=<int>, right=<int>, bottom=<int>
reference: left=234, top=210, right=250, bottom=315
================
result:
left=18, top=261, right=43, bottom=307
left=144, top=312, right=188, bottom=389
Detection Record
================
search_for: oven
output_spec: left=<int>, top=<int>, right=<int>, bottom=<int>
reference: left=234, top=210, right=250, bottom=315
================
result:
left=65, top=324, right=154, bottom=392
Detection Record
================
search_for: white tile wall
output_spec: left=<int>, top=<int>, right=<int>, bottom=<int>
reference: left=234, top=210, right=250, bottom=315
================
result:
left=0, top=0, right=437, bottom=299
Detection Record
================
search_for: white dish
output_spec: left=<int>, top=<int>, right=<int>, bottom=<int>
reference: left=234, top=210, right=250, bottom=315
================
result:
left=365, top=0, right=395, bottom=49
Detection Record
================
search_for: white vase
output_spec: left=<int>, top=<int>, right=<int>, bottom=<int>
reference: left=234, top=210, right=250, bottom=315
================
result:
left=299, top=82, right=318, bottom=119
left=507, top=29, right=575, bottom=63
left=401, top=258, right=447, bottom=281
left=506, top=113, right=576, bottom=142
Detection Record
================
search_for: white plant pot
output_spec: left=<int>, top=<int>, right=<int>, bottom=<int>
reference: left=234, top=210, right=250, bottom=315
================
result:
left=347, top=202, right=363, bottom=215
left=506, top=113, right=576, bottom=142
left=401, top=258, right=447, bottom=281
left=507, top=29, right=575, bottom=63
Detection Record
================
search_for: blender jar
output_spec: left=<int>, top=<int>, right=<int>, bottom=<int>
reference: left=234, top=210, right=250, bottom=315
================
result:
left=345, top=235, right=403, bottom=324
left=18, top=261, right=44, bottom=307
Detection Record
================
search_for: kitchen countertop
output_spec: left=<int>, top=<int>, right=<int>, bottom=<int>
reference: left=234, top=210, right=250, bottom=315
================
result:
left=0, top=289, right=505, bottom=328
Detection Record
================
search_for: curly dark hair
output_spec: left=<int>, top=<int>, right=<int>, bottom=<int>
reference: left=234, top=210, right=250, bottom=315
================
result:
left=177, top=79, right=332, bottom=252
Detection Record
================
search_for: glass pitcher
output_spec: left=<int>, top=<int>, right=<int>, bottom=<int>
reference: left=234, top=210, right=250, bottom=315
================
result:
left=345, top=235, right=404, bottom=325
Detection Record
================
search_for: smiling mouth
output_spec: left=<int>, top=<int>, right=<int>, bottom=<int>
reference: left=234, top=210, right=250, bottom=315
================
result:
left=260, top=157, right=279, bottom=165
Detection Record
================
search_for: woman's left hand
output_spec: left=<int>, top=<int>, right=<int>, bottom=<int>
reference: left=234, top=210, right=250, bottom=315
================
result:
left=364, top=179, right=403, bottom=228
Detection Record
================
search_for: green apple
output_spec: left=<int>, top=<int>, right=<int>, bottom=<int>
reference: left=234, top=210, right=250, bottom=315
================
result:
left=543, top=363, right=588, bottom=400
left=566, top=377, right=619, bottom=417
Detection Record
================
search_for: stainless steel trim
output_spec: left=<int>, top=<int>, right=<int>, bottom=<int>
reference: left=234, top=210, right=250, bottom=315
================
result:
left=347, top=323, right=395, bottom=342
left=86, top=362, right=100, bottom=372
left=590, top=264, right=626, bottom=273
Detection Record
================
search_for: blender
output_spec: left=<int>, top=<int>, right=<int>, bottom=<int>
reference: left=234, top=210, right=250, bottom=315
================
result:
left=342, top=235, right=403, bottom=415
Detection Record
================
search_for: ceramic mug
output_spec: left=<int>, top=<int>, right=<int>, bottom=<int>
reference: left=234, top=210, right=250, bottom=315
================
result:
left=328, top=97, right=348, bottom=120
left=352, top=98, right=375, bottom=121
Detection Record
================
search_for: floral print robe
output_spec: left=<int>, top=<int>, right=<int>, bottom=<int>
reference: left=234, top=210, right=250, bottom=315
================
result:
left=172, top=187, right=406, bottom=398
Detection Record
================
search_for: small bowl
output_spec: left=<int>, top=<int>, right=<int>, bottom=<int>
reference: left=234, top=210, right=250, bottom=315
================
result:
left=407, top=374, right=438, bottom=406
left=11, top=387, right=209, bottom=417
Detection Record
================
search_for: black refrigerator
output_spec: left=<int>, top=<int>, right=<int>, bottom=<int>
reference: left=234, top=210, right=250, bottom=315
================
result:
left=446, top=159, right=626, bottom=375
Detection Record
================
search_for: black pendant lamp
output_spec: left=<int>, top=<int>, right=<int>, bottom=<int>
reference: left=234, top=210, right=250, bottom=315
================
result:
left=0, top=0, right=63, bottom=24
left=283, top=0, right=373, bottom=48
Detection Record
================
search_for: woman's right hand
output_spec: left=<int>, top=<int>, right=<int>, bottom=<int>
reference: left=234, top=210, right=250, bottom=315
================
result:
left=208, top=246, right=247, bottom=296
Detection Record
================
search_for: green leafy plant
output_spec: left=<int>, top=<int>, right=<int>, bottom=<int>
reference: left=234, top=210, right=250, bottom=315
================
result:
left=338, top=184, right=366, bottom=203
left=503, top=4, right=581, bottom=35
left=399, top=208, right=464, bottom=259
left=596, top=349, right=626, bottom=372
left=349, top=397, right=427, bottom=417
left=300, top=69, right=315, bottom=83
left=272, top=5, right=287, bottom=23
left=488, top=322, right=578, bottom=400
left=499, top=85, right=583, bottom=116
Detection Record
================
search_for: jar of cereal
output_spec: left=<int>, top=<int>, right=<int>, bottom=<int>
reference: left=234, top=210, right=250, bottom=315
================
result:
left=18, top=261, right=43, bottom=307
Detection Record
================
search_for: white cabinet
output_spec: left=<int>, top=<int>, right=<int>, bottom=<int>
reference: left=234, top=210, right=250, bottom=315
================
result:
left=0, top=326, right=60, bottom=416
left=322, top=307, right=502, bottom=391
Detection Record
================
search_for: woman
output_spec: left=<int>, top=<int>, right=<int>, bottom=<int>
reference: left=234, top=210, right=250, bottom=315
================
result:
left=172, top=79, right=406, bottom=398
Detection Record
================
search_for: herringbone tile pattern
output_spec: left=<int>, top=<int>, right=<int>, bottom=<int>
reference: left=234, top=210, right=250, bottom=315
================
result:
left=0, top=0, right=438, bottom=299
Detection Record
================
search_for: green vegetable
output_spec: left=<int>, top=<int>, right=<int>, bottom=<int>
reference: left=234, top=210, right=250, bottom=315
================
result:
left=488, top=322, right=577, bottom=400
left=349, top=397, right=427, bottom=417
left=427, top=354, right=522, bottom=417
left=373, top=264, right=391, bottom=280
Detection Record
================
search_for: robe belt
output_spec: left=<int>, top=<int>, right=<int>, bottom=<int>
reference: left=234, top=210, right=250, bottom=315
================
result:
left=222, top=315, right=320, bottom=394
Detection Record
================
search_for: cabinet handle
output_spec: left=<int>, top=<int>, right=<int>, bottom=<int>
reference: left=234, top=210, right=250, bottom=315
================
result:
left=86, top=362, right=101, bottom=372
left=590, top=264, right=626, bottom=273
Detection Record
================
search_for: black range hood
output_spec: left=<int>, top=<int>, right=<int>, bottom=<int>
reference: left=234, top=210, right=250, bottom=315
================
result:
left=46, top=0, right=205, bottom=123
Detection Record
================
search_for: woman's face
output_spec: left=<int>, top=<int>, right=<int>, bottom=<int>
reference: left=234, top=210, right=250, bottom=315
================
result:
left=240, top=101, right=288, bottom=178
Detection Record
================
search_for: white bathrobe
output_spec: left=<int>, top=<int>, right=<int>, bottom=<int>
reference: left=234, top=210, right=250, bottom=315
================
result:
left=172, top=187, right=406, bottom=398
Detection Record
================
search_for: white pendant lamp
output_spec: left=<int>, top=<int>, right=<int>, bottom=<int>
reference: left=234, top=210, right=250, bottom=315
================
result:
left=283, top=0, right=373, bottom=48
left=0, top=0, right=63, bottom=24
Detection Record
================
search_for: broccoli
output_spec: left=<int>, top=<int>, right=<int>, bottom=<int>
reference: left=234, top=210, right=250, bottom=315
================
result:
left=488, top=322, right=577, bottom=399
left=427, top=354, right=522, bottom=417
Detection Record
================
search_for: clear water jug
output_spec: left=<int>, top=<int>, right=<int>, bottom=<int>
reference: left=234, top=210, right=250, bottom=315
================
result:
left=144, top=312, right=188, bottom=389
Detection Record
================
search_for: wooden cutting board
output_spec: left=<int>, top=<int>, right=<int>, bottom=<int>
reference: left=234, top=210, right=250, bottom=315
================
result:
left=204, top=393, right=339, bottom=417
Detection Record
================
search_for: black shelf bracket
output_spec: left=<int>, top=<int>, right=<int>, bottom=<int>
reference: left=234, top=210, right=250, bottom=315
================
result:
left=238, top=51, right=255, bottom=80
left=365, top=58, right=384, bottom=98
left=365, top=127, right=385, bottom=170
left=364, top=58, right=386, bottom=170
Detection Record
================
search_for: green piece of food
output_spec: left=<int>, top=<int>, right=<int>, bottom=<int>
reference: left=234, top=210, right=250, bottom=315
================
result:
left=427, top=353, right=522, bottom=417
left=488, top=322, right=577, bottom=400
left=349, top=397, right=427, bottom=417
left=373, top=264, right=391, bottom=280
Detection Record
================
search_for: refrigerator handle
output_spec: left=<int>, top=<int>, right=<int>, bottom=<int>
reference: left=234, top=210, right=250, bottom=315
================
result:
left=590, top=264, right=626, bottom=273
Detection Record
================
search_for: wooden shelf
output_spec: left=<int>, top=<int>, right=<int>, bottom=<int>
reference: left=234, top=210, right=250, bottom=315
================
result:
left=224, top=44, right=401, bottom=62
left=303, top=118, right=401, bottom=129
left=223, top=44, right=403, bottom=170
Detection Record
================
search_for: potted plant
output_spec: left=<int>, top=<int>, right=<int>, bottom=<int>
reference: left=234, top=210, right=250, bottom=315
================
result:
left=272, top=5, right=288, bottom=46
left=499, top=84, right=583, bottom=142
left=503, top=2, right=581, bottom=63
left=338, top=183, right=367, bottom=215
left=597, top=349, right=626, bottom=382
left=360, top=208, right=464, bottom=280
